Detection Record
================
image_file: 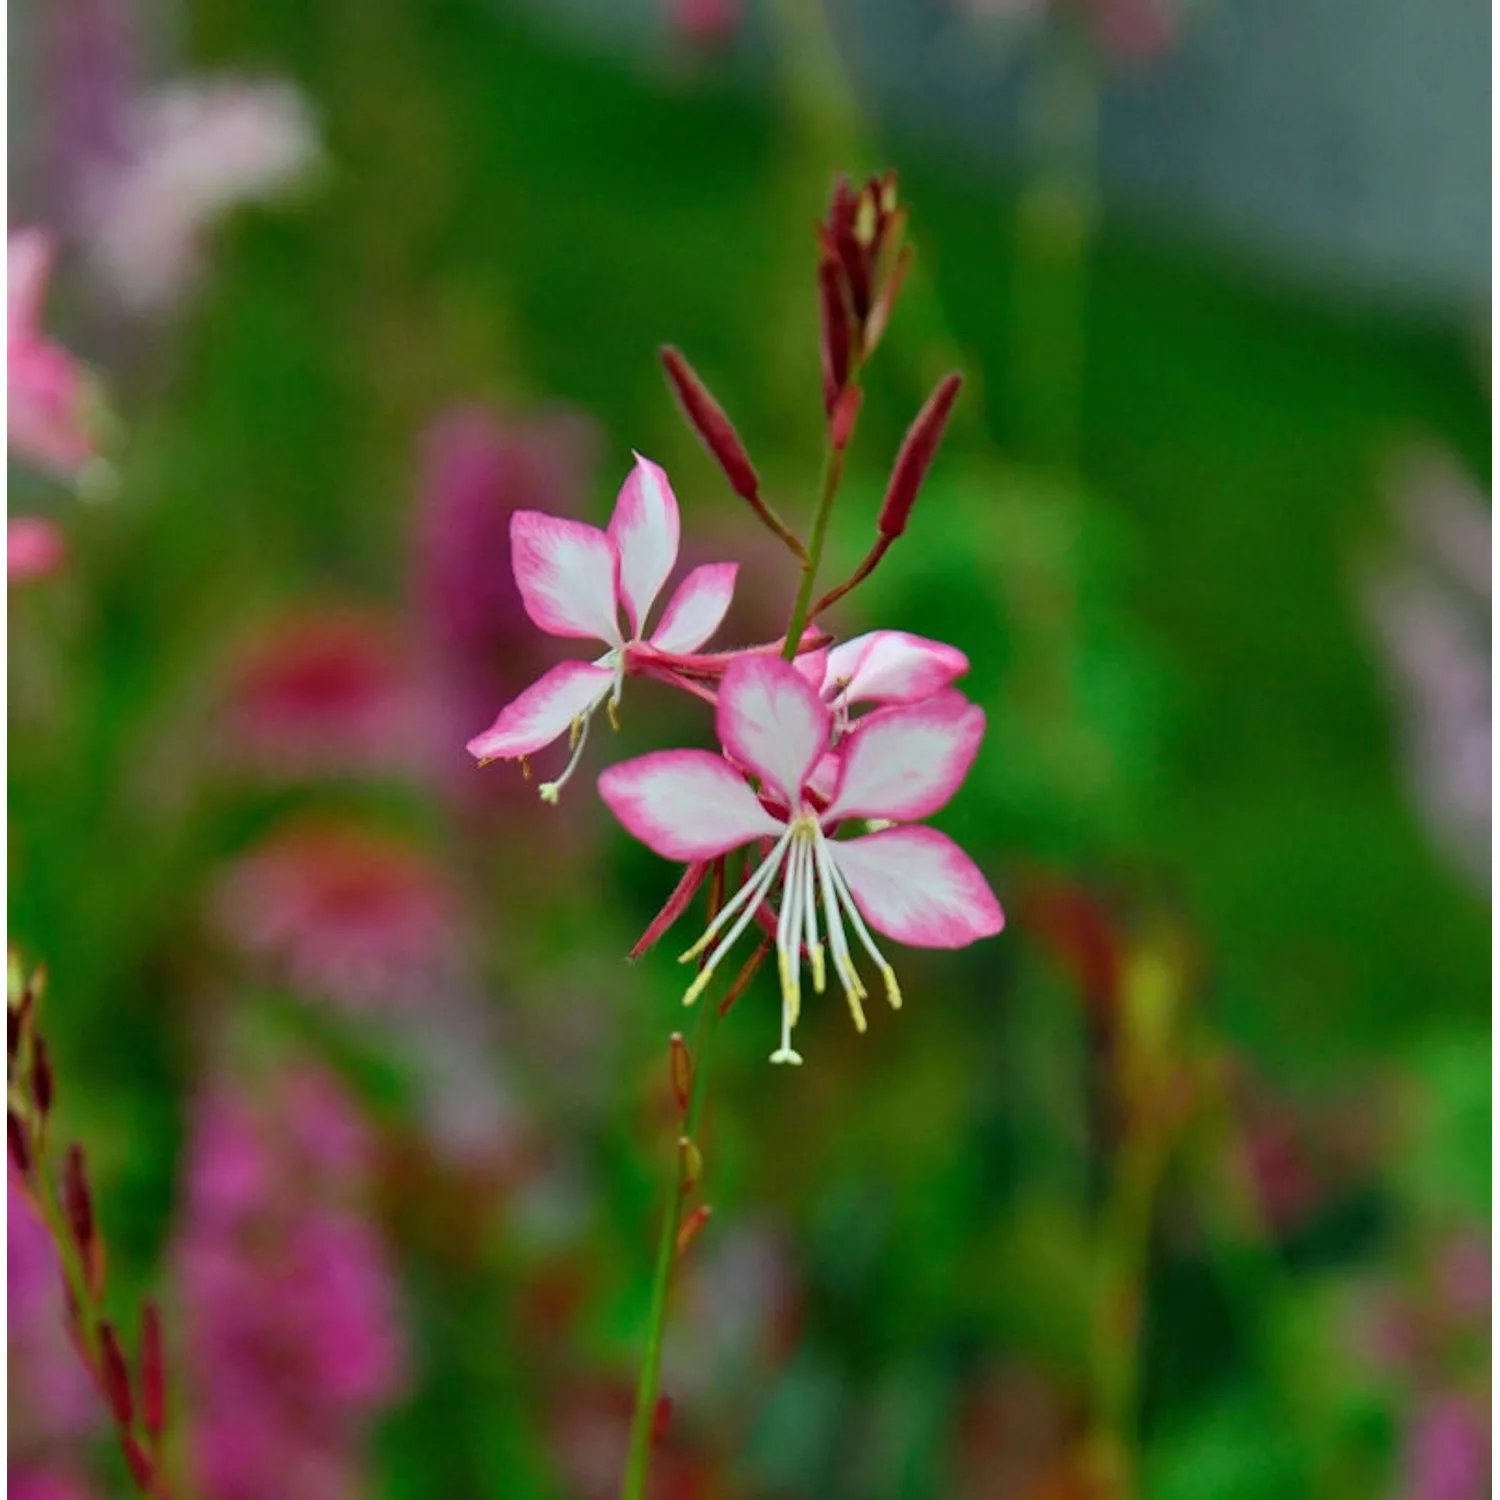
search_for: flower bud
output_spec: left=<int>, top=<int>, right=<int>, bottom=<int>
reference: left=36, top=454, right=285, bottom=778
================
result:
left=660, top=347, right=760, bottom=503
left=677, top=1135, right=704, bottom=1193
left=675, top=1203, right=712, bottom=1258
left=63, top=1144, right=97, bottom=1270
left=878, top=373, right=963, bottom=539
left=99, top=1319, right=134, bottom=1425
left=141, top=1301, right=166, bottom=1437
left=668, top=1033, right=693, bottom=1118
left=8, top=1110, right=31, bottom=1176
left=120, top=1433, right=155, bottom=1491
left=817, top=256, right=851, bottom=413
left=29, top=1035, right=54, bottom=1118
left=652, top=1394, right=674, bottom=1446
left=830, top=386, right=863, bottom=452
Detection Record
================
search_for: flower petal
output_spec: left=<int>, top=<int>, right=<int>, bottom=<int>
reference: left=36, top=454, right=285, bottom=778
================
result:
left=510, top=511, right=621, bottom=644
left=598, top=749, right=783, bottom=862
left=716, top=654, right=832, bottom=809
left=9, top=228, right=54, bottom=338
left=824, top=693, right=984, bottom=822
left=831, top=827, right=1003, bottom=948
left=650, top=562, right=737, bottom=654
left=465, top=661, right=614, bottom=762
left=609, top=453, right=680, bottom=637
left=823, top=630, right=969, bottom=706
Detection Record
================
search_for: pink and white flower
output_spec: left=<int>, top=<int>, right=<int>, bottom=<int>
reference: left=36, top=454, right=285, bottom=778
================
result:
left=802, top=628, right=969, bottom=714
left=8, top=230, right=100, bottom=480
left=466, top=453, right=738, bottom=802
left=598, top=654, right=1003, bottom=1063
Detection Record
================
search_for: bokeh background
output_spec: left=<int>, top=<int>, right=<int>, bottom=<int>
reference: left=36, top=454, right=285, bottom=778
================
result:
left=8, top=1, right=1490, bottom=1497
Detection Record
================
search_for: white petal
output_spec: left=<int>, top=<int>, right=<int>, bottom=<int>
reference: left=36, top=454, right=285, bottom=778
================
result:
left=650, top=562, right=737, bottom=654
left=831, top=828, right=1003, bottom=948
left=466, top=661, right=614, bottom=761
left=824, top=695, right=984, bottom=822
left=823, top=630, right=969, bottom=705
left=510, top=511, right=622, bottom=644
left=598, top=749, right=784, bottom=862
left=716, top=654, right=832, bottom=809
left=609, top=453, right=680, bottom=637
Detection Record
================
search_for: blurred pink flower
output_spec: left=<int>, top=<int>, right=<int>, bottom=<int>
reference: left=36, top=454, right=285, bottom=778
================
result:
left=8, top=517, right=68, bottom=585
left=210, top=819, right=461, bottom=1011
left=1365, top=452, right=1490, bottom=893
left=668, top=0, right=742, bottom=51
left=1399, top=1392, right=1490, bottom=1500
left=8, top=229, right=100, bottom=479
left=9, top=1177, right=101, bottom=1450
left=82, top=77, right=319, bottom=313
left=414, top=406, right=599, bottom=784
left=219, top=609, right=422, bottom=777
left=175, top=1070, right=406, bottom=1500
left=8, top=1472, right=99, bottom=1500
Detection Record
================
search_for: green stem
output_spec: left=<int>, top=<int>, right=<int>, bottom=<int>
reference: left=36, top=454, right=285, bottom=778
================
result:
left=781, top=429, right=851, bottom=659
left=620, top=995, right=723, bottom=1500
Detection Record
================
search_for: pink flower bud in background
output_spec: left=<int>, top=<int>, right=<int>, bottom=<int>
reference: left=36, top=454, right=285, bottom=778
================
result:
left=210, top=819, right=461, bottom=1012
left=174, top=1070, right=407, bottom=1500
left=8, top=517, right=69, bottom=586
left=217, top=608, right=423, bottom=778
left=81, top=77, right=320, bottom=314
left=1400, top=1392, right=1490, bottom=1500
left=414, top=404, right=599, bottom=793
left=9, top=1176, right=102, bottom=1449
left=668, top=0, right=742, bottom=52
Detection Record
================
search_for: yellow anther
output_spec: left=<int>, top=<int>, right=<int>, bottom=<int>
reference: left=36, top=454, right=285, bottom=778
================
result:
left=881, top=964, right=903, bottom=1010
left=607, top=698, right=621, bottom=731
left=809, top=943, right=826, bottom=994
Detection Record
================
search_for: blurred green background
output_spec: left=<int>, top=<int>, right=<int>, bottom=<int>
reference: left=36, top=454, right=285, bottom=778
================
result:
left=9, top=2, right=1489, bottom=1497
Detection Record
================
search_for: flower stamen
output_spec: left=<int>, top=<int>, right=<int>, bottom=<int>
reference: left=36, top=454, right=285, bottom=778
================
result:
left=826, top=849, right=903, bottom=1010
left=812, top=830, right=868, bottom=1031
left=680, top=831, right=792, bottom=1007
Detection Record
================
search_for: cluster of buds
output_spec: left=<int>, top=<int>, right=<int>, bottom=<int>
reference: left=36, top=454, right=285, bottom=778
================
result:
left=817, top=171, right=913, bottom=424
left=8, top=955, right=173, bottom=1498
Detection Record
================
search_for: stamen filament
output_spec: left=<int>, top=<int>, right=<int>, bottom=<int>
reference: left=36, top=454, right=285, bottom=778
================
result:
left=540, top=700, right=602, bottom=804
left=800, top=831, right=825, bottom=993
left=813, top=830, right=867, bottom=1031
left=680, top=830, right=792, bottom=962
left=682, top=836, right=791, bottom=1007
left=825, top=848, right=903, bottom=1010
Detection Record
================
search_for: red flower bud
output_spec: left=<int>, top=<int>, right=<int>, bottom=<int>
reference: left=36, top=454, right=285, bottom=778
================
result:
left=675, top=1203, right=712, bottom=1258
left=29, top=1035, right=53, bottom=1118
left=668, top=1033, right=692, bottom=1118
left=677, top=1135, right=703, bottom=1193
left=120, top=1432, right=155, bottom=1491
left=878, top=372, right=963, bottom=539
left=817, top=257, right=851, bottom=414
left=660, top=347, right=760, bottom=503
left=651, top=1394, right=674, bottom=1446
left=140, top=1302, right=166, bottom=1437
left=830, top=386, right=863, bottom=452
left=63, top=1144, right=96, bottom=1264
left=7, top=1110, right=30, bottom=1176
left=99, top=1320, right=134, bottom=1425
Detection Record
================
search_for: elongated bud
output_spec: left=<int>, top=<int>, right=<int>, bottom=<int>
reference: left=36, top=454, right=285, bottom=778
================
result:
left=677, top=1135, right=703, bottom=1193
left=29, top=1035, right=54, bottom=1118
left=668, top=1033, right=692, bottom=1117
left=141, top=1302, right=166, bottom=1437
left=676, top=1203, right=712, bottom=1258
left=831, top=386, right=863, bottom=452
left=99, top=1320, right=134, bottom=1425
left=8, top=1110, right=31, bottom=1176
left=120, top=1432, right=155, bottom=1491
left=817, top=258, right=851, bottom=413
left=651, top=1394, right=674, bottom=1446
left=63, top=1144, right=96, bottom=1264
left=661, top=348, right=760, bottom=502
left=879, top=373, right=963, bottom=539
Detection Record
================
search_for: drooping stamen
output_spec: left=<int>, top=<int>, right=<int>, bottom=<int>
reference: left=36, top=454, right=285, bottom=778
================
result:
left=770, top=840, right=805, bottom=1064
left=812, top=830, right=868, bottom=1031
left=825, top=848, right=903, bottom=1010
left=539, top=697, right=604, bottom=804
left=681, top=831, right=792, bottom=1007
left=799, top=828, right=825, bottom=993
left=680, top=829, right=791, bottom=963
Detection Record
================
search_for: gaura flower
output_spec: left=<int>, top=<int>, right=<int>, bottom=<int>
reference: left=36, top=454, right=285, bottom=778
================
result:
left=8, top=517, right=68, bottom=586
left=810, top=629, right=969, bottom=709
left=466, top=454, right=738, bottom=802
left=599, top=654, right=1003, bottom=1063
left=8, top=229, right=100, bottom=480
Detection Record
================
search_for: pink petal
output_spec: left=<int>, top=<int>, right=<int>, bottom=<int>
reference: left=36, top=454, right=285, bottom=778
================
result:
left=824, top=694, right=984, bottom=822
left=823, top=630, right=969, bottom=705
left=8, top=228, right=53, bottom=339
left=598, top=749, right=784, bottom=861
left=608, top=453, right=680, bottom=637
left=509, top=511, right=622, bottom=644
left=650, top=561, right=737, bottom=654
left=831, top=827, right=1003, bottom=948
left=716, top=654, right=832, bottom=808
left=465, top=661, right=614, bottom=762
left=8, top=517, right=67, bottom=585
